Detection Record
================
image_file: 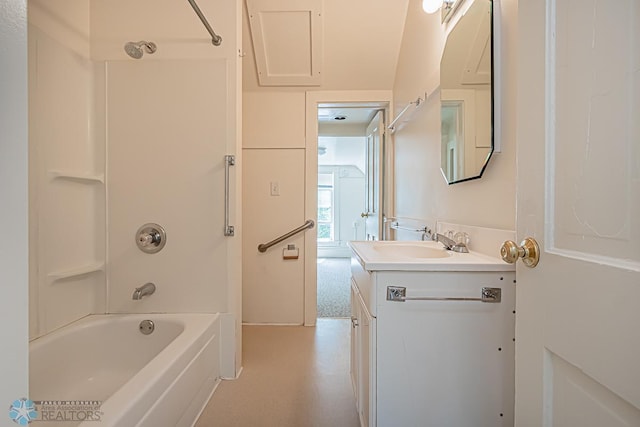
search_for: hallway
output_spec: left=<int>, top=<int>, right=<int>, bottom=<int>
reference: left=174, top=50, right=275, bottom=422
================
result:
left=196, top=319, right=360, bottom=427
left=317, top=258, right=352, bottom=318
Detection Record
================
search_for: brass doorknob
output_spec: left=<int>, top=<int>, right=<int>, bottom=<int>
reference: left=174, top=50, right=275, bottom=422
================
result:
left=361, top=212, right=369, bottom=218
left=500, top=237, right=540, bottom=268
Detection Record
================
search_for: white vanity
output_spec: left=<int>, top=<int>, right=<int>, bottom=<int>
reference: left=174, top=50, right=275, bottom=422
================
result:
left=349, top=240, right=515, bottom=427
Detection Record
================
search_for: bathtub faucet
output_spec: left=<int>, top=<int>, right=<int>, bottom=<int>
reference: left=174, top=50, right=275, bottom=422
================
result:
left=132, top=282, right=156, bottom=300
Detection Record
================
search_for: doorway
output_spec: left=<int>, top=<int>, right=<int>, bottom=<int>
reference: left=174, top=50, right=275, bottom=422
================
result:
left=315, top=105, right=386, bottom=318
left=303, top=91, right=392, bottom=326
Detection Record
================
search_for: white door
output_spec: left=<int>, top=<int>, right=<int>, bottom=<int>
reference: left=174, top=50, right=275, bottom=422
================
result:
left=363, top=110, right=384, bottom=240
left=515, top=1, right=640, bottom=425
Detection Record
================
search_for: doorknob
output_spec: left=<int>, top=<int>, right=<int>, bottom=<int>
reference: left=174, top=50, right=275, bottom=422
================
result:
left=361, top=212, right=369, bottom=218
left=500, top=237, right=540, bottom=268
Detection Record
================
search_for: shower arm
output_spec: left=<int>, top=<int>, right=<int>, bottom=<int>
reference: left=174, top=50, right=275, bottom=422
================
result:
left=187, top=0, right=222, bottom=46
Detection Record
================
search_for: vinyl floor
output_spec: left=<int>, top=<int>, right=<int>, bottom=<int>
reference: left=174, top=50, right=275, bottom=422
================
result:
left=195, top=319, right=360, bottom=427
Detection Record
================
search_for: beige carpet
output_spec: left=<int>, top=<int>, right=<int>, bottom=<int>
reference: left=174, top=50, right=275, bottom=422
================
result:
left=195, top=319, right=360, bottom=427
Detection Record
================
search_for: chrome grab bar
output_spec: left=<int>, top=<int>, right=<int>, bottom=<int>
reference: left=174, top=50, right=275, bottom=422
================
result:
left=187, top=0, right=222, bottom=46
left=258, top=220, right=315, bottom=253
left=387, top=286, right=501, bottom=303
left=389, top=222, right=431, bottom=234
left=224, top=155, right=235, bottom=236
left=388, top=93, right=427, bottom=133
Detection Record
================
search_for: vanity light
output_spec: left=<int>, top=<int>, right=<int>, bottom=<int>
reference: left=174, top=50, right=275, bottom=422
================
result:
left=422, top=0, right=455, bottom=14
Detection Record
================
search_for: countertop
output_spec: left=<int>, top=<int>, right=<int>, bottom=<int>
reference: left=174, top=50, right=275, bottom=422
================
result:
left=348, top=240, right=515, bottom=272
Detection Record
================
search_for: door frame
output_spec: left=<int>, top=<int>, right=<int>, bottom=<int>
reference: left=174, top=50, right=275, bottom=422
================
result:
left=304, top=90, right=393, bottom=326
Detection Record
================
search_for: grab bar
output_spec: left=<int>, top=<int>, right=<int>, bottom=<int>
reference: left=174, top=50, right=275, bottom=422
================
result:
left=258, top=220, right=315, bottom=253
left=388, top=93, right=427, bottom=133
left=389, top=222, right=431, bottom=234
left=224, top=155, right=235, bottom=236
left=187, top=0, right=222, bottom=46
left=387, top=286, right=501, bottom=303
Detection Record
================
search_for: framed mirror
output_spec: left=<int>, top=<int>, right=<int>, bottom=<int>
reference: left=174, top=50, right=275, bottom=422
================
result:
left=440, top=0, right=494, bottom=184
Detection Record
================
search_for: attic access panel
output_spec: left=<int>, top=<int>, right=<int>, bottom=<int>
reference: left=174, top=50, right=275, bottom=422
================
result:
left=246, top=0, right=323, bottom=86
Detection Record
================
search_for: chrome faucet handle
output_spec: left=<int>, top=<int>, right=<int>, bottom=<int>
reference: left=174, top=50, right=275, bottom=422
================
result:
left=451, top=232, right=470, bottom=253
left=421, top=226, right=434, bottom=241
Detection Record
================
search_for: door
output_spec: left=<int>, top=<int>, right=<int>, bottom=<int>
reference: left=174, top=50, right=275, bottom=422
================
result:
left=363, top=110, right=384, bottom=240
left=515, top=1, right=640, bottom=425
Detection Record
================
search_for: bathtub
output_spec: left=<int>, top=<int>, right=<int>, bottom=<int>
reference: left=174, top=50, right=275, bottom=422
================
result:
left=30, top=313, right=221, bottom=427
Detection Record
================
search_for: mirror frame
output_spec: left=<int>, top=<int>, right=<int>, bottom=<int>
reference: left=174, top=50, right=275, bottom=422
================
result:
left=440, top=0, right=498, bottom=185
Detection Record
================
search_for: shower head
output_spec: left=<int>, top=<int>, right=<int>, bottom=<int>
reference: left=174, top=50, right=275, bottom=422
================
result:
left=124, top=41, right=157, bottom=59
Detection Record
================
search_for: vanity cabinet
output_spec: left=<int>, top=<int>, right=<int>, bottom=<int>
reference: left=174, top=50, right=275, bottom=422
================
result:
left=350, top=279, right=375, bottom=427
left=349, top=248, right=515, bottom=427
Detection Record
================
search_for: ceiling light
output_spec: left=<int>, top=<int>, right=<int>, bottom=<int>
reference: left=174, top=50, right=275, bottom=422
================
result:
left=422, top=0, right=443, bottom=13
left=422, top=0, right=454, bottom=14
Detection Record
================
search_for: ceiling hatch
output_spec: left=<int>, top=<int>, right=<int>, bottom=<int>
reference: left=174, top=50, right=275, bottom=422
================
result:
left=246, top=0, right=323, bottom=86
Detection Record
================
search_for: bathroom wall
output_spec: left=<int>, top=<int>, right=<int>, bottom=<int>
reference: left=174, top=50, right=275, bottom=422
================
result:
left=91, top=0, right=243, bottom=372
left=0, top=0, right=29, bottom=404
left=28, top=0, right=106, bottom=339
left=242, top=92, right=307, bottom=324
left=392, top=0, right=517, bottom=232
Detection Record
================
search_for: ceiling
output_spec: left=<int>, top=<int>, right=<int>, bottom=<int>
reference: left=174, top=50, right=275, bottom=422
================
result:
left=318, top=106, right=378, bottom=125
left=242, top=0, right=411, bottom=92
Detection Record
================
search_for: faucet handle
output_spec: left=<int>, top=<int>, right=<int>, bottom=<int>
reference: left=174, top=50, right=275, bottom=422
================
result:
left=454, top=231, right=470, bottom=246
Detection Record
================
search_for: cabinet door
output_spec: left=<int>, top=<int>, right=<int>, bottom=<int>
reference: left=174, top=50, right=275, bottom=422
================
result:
left=358, top=297, right=371, bottom=427
left=350, top=281, right=359, bottom=399
left=376, top=272, right=515, bottom=427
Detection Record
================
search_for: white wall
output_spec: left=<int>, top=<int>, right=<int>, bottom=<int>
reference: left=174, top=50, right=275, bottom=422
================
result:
left=392, top=0, right=517, bottom=231
left=243, top=148, right=306, bottom=324
left=242, top=92, right=307, bottom=324
left=106, top=60, right=230, bottom=314
left=0, top=0, right=29, bottom=405
left=28, top=0, right=105, bottom=339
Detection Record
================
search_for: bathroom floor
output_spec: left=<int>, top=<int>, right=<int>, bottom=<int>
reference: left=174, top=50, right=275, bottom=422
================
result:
left=317, top=257, right=352, bottom=318
left=195, top=319, right=359, bottom=427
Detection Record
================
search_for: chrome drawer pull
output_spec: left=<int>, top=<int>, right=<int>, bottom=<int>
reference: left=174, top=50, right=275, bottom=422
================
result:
left=386, top=286, right=501, bottom=303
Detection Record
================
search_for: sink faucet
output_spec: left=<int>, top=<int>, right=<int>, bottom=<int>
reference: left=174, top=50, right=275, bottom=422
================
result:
left=132, top=282, right=156, bottom=300
left=434, top=233, right=469, bottom=253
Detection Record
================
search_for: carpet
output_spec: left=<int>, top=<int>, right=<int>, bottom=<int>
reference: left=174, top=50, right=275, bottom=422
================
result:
left=317, top=257, right=351, bottom=318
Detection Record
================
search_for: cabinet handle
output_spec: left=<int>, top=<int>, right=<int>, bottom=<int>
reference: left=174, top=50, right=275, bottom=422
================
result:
left=387, top=286, right=501, bottom=303
left=351, top=316, right=359, bottom=328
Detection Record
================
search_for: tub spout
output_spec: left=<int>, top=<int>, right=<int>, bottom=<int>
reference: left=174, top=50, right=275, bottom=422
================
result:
left=132, top=282, right=156, bottom=300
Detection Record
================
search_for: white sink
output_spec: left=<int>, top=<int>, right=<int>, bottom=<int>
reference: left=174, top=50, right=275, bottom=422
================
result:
left=348, top=240, right=514, bottom=272
left=372, top=244, right=452, bottom=259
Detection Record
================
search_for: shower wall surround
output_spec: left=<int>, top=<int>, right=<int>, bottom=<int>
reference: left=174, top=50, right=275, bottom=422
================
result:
left=28, top=0, right=242, bottom=373
left=28, top=0, right=105, bottom=339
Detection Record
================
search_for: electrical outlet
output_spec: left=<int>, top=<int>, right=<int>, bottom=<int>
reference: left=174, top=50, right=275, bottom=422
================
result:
left=270, top=181, right=280, bottom=196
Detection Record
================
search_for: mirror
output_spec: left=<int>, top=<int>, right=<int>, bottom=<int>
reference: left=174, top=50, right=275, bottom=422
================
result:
left=440, top=0, right=493, bottom=184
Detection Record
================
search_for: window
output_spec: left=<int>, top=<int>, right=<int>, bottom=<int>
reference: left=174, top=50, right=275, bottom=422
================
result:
left=317, top=172, right=334, bottom=242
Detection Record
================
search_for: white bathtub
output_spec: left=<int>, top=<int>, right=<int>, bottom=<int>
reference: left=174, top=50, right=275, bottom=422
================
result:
left=30, top=314, right=221, bottom=427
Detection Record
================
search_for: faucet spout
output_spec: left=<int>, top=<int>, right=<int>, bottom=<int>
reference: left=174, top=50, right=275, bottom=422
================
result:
left=434, top=233, right=469, bottom=253
left=132, top=282, right=156, bottom=300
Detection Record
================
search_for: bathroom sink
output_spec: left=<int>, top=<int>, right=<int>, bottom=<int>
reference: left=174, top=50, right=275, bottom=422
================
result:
left=371, top=244, right=452, bottom=259
left=349, top=241, right=515, bottom=272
